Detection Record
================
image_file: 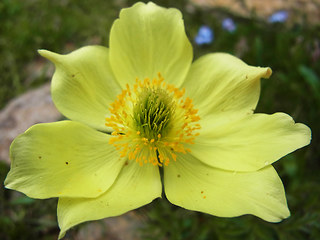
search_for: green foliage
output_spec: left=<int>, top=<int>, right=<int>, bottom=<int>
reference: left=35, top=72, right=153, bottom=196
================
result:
left=1, top=0, right=319, bottom=239
left=0, top=162, right=58, bottom=240
left=0, top=0, right=117, bottom=109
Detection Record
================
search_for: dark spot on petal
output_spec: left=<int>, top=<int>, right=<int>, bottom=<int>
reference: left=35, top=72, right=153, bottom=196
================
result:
left=177, top=174, right=181, bottom=178
left=201, top=191, right=204, bottom=194
left=71, top=74, right=75, bottom=77
left=38, top=156, right=42, bottom=159
left=124, top=161, right=129, bottom=166
left=65, top=162, right=69, bottom=165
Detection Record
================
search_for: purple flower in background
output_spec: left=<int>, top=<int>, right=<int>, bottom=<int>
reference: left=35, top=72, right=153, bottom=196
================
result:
left=195, top=25, right=214, bottom=45
left=268, top=10, right=289, bottom=23
left=222, top=18, right=236, bottom=33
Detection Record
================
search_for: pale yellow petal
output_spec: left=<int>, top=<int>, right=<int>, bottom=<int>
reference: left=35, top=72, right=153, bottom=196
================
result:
left=39, top=46, right=121, bottom=132
left=110, top=2, right=192, bottom=88
left=5, top=121, right=125, bottom=199
left=190, top=113, right=311, bottom=171
left=164, top=153, right=290, bottom=222
left=57, top=161, right=161, bottom=239
left=183, top=53, right=271, bottom=119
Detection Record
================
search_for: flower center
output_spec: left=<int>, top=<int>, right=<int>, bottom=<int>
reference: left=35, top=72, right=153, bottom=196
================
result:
left=105, top=73, right=200, bottom=166
left=132, top=87, right=175, bottom=140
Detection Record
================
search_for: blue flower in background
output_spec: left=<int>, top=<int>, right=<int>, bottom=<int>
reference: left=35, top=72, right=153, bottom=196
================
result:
left=222, top=18, right=236, bottom=33
left=195, top=26, right=214, bottom=45
left=268, top=10, right=289, bottom=23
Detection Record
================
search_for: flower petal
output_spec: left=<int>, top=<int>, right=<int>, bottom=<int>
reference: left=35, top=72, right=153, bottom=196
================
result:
left=57, top=160, right=161, bottom=239
left=183, top=53, right=271, bottom=118
left=109, top=2, right=192, bottom=88
left=164, top=153, right=290, bottom=222
left=39, top=46, right=121, bottom=132
left=5, top=121, right=126, bottom=199
left=191, top=113, right=311, bottom=171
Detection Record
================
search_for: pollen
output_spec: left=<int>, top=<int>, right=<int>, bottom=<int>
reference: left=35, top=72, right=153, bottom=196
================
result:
left=105, top=73, right=201, bottom=166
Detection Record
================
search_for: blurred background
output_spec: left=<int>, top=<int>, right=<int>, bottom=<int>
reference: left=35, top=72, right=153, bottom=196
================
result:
left=0, top=0, right=319, bottom=239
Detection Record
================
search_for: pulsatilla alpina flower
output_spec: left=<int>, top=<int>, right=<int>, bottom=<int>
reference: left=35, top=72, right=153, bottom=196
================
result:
left=5, top=2, right=311, bottom=239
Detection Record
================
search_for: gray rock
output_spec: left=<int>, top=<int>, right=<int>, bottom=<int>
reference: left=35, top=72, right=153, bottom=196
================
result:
left=0, top=83, right=62, bottom=164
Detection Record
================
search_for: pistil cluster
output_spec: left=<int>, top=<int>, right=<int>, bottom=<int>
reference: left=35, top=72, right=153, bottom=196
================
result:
left=105, top=73, right=200, bottom=166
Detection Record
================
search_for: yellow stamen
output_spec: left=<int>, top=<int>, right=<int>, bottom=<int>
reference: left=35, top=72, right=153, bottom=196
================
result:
left=105, top=72, right=200, bottom=166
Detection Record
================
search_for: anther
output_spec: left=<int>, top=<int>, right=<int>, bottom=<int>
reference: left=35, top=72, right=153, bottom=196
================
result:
left=105, top=73, right=200, bottom=167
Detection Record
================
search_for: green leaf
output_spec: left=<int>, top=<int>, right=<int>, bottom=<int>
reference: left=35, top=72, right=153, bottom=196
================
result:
left=10, top=195, right=35, bottom=205
left=298, top=65, right=320, bottom=99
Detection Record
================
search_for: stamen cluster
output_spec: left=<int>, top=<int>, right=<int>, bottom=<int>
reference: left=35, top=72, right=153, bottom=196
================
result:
left=105, top=73, right=200, bottom=166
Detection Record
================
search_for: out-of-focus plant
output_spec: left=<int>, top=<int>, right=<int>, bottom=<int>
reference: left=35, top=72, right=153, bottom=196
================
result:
left=194, top=25, right=214, bottom=45
left=222, top=18, right=236, bottom=33
left=268, top=10, right=289, bottom=23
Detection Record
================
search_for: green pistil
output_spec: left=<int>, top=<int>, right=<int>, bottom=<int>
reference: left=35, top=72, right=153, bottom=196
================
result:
left=133, top=88, right=175, bottom=139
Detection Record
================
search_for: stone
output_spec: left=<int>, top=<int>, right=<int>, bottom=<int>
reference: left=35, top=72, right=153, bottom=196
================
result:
left=0, top=83, right=62, bottom=164
left=191, top=0, right=320, bottom=24
left=74, top=211, right=143, bottom=240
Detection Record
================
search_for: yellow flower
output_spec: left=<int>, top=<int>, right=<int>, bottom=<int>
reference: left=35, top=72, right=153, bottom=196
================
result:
left=4, top=2, right=311, bottom=239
